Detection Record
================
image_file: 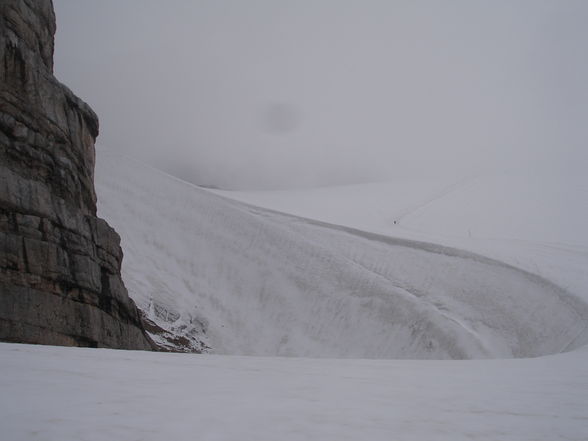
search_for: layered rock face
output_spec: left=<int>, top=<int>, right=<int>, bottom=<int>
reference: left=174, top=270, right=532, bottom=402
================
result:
left=0, top=0, right=154, bottom=349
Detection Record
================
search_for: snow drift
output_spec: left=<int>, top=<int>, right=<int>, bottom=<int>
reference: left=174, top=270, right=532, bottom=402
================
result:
left=95, top=150, right=588, bottom=359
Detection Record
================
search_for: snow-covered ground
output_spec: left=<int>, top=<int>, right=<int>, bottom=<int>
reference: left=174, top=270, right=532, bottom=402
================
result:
left=2, top=342, right=587, bottom=441
left=4, top=148, right=588, bottom=440
left=93, top=149, right=588, bottom=358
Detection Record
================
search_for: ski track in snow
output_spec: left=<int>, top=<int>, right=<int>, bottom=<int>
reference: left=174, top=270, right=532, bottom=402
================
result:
left=395, top=172, right=481, bottom=224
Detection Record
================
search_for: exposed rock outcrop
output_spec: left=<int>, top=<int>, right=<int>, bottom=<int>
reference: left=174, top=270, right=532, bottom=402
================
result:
left=0, top=0, right=154, bottom=349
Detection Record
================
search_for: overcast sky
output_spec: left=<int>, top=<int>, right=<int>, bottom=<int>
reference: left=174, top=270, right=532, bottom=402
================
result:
left=53, top=0, right=587, bottom=190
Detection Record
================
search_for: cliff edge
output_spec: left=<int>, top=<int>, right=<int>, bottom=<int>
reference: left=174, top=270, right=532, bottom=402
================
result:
left=0, top=0, right=154, bottom=349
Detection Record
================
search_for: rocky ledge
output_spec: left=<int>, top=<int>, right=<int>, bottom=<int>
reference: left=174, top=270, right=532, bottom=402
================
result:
left=0, top=0, right=154, bottom=349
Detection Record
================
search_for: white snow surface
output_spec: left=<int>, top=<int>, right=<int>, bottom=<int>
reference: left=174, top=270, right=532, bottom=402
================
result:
left=2, top=342, right=587, bottom=441
left=94, top=149, right=588, bottom=359
left=211, top=171, right=588, bottom=302
left=3, top=150, right=587, bottom=441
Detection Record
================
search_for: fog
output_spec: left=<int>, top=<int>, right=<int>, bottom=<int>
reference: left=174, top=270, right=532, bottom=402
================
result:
left=53, top=0, right=587, bottom=190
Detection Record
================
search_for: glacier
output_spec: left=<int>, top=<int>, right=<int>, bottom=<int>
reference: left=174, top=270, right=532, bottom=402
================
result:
left=93, top=148, right=588, bottom=359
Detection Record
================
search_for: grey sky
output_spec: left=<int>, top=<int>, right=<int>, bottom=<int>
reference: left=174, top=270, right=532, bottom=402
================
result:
left=53, top=0, right=587, bottom=189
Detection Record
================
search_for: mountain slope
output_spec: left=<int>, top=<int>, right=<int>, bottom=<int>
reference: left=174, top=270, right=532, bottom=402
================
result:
left=95, top=149, right=588, bottom=359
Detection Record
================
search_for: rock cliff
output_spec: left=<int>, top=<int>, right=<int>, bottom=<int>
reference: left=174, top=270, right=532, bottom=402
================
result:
left=0, top=0, right=154, bottom=349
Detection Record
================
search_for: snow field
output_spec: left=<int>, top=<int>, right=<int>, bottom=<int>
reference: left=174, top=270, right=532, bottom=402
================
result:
left=94, top=149, right=588, bottom=359
left=2, top=342, right=587, bottom=441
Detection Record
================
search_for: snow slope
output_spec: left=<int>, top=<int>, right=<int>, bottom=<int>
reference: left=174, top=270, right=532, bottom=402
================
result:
left=210, top=171, right=588, bottom=248
left=2, top=342, right=587, bottom=441
left=94, top=149, right=588, bottom=359
left=210, top=171, right=588, bottom=302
